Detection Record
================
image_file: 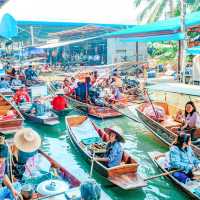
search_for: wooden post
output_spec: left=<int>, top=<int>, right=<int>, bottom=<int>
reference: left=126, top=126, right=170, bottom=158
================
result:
left=136, top=41, right=139, bottom=63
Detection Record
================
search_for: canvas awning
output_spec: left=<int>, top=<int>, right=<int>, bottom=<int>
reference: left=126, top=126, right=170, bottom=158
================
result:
left=187, top=46, right=200, bottom=55
left=106, top=11, right=200, bottom=42
left=147, top=83, right=200, bottom=97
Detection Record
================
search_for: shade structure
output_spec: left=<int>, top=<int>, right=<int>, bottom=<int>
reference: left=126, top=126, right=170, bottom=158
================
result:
left=147, top=83, right=200, bottom=97
left=106, top=11, right=200, bottom=42
left=186, top=46, right=200, bottom=55
left=0, top=13, right=17, bottom=39
left=120, top=33, right=184, bottom=43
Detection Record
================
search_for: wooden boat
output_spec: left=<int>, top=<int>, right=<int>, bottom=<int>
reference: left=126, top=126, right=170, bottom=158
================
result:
left=149, top=151, right=200, bottom=199
left=136, top=83, right=200, bottom=156
left=22, top=111, right=60, bottom=126
left=0, top=94, right=24, bottom=134
left=5, top=141, right=81, bottom=199
left=66, top=115, right=147, bottom=190
left=67, top=96, right=122, bottom=119
left=51, top=106, right=73, bottom=116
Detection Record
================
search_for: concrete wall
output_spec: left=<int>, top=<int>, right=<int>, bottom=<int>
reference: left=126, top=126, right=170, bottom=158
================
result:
left=107, top=38, right=148, bottom=64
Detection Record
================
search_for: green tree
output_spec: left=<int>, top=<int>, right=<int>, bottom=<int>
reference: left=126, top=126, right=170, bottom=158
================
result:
left=134, top=0, right=200, bottom=24
left=134, top=0, right=177, bottom=23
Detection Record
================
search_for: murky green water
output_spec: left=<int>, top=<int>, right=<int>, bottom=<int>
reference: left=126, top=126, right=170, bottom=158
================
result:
left=25, top=111, right=189, bottom=200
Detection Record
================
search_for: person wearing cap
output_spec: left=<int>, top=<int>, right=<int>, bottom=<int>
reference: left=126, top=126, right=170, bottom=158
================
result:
left=13, top=86, right=31, bottom=105
left=80, top=179, right=101, bottom=200
left=51, top=89, right=68, bottom=111
left=25, top=65, right=38, bottom=81
left=28, top=97, right=47, bottom=116
left=0, top=140, right=21, bottom=199
left=11, top=128, right=41, bottom=180
left=95, top=126, right=125, bottom=168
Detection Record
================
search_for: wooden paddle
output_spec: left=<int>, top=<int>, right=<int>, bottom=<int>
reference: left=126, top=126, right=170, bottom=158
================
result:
left=144, top=169, right=181, bottom=181
left=90, top=151, right=96, bottom=178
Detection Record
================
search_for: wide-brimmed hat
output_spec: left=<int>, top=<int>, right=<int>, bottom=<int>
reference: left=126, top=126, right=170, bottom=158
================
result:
left=56, top=89, right=65, bottom=95
left=14, top=128, right=41, bottom=153
left=104, top=126, right=125, bottom=143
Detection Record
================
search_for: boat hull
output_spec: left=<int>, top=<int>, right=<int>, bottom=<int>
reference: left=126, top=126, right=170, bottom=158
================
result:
left=66, top=116, right=147, bottom=190
left=68, top=97, right=122, bottom=119
left=22, top=112, right=59, bottom=126
left=136, top=108, right=200, bottom=156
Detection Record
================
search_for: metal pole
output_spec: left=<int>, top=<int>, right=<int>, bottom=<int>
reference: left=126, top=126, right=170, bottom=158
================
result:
left=30, top=26, right=34, bottom=46
left=180, top=0, right=187, bottom=83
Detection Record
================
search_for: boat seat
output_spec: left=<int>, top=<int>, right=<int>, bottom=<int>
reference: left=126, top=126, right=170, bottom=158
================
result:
left=160, top=115, right=181, bottom=128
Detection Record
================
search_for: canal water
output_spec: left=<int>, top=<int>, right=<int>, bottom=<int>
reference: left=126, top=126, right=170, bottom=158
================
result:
left=25, top=111, right=189, bottom=200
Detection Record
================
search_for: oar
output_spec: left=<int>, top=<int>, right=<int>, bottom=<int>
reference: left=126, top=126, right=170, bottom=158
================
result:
left=36, top=191, right=66, bottom=200
left=90, top=151, right=96, bottom=178
left=105, top=102, right=141, bottom=123
left=144, top=169, right=181, bottom=181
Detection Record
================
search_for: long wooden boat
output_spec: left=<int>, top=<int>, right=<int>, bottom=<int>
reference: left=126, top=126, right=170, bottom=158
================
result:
left=149, top=151, right=200, bottom=199
left=0, top=94, right=24, bottom=134
left=5, top=136, right=80, bottom=198
left=22, top=111, right=60, bottom=126
left=66, top=115, right=147, bottom=190
left=136, top=83, right=200, bottom=157
left=67, top=96, right=122, bottom=119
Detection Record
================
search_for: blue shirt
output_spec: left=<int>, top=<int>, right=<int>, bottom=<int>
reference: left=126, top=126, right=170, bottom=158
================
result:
left=0, top=80, right=10, bottom=89
left=29, top=102, right=46, bottom=116
left=105, top=142, right=123, bottom=168
left=169, top=145, right=200, bottom=173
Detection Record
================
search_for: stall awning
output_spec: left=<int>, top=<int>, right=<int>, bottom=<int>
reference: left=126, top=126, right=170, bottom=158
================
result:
left=147, top=83, right=200, bottom=97
left=120, top=33, right=184, bottom=43
left=106, top=11, right=200, bottom=41
left=187, top=46, right=200, bottom=55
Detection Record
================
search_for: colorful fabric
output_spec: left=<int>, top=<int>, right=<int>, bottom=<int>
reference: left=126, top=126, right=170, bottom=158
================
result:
left=13, top=90, right=31, bottom=105
left=52, top=95, right=68, bottom=111
left=169, top=146, right=200, bottom=173
left=105, top=141, right=123, bottom=168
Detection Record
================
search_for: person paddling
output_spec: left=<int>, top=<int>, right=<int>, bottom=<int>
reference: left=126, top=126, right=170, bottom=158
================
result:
left=95, top=126, right=125, bottom=168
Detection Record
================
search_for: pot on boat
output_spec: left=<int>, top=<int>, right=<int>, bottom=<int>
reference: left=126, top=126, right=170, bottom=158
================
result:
left=21, top=184, right=34, bottom=200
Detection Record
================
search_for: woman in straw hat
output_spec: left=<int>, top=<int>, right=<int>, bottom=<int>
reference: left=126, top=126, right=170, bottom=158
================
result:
left=95, top=126, right=125, bottom=168
left=12, top=128, right=41, bottom=180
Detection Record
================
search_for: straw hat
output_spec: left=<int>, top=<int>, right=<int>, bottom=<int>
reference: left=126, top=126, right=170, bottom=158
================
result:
left=104, top=126, right=125, bottom=143
left=14, top=128, right=41, bottom=152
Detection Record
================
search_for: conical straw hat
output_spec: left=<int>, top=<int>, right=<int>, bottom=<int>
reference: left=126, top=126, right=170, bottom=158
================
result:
left=14, top=128, right=41, bottom=152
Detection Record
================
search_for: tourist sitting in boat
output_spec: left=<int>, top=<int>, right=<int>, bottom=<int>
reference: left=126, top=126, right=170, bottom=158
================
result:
left=70, top=77, right=78, bottom=92
left=0, top=134, right=21, bottom=200
left=51, top=90, right=68, bottom=111
left=63, top=78, right=74, bottom=96
left=95, top=126, right=125, bottom=168
left=28, top=97, right=47, bottom=116
left=0, top=77, right=10, bottom=89
left=169, top=133, right=200, bottom=183
left=180, top=101, right=200, bottom=140
left=13, top=86, right=31, bottom=105
left=25, top=65, right=38, bottom=81
left=80, top=179, right=101, bottom=200
left=11, top=75, right=22, bottom=87
left=11, top=128, right=41, bottom=180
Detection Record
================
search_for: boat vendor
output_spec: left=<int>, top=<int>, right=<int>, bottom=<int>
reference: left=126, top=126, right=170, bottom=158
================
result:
left=169, top=133, right=200, bottom=183
left=13, top=86, right=31, bottom=105
left=28, top=97, right=47, bottom=116
left=0, top=134, right=21, bottom=200
left=25, top=65, right=38, bottom=81
left=180, top=101, right=200, bottom=140
left=51, top=89, right=68, bottom=111
left=12, top=128, right=41, bottom=180
left=108, top=86, right=122, bottom=103
left=0, top=77, right=10, bottom=89
left=95, top=126, right=124, bottom=168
